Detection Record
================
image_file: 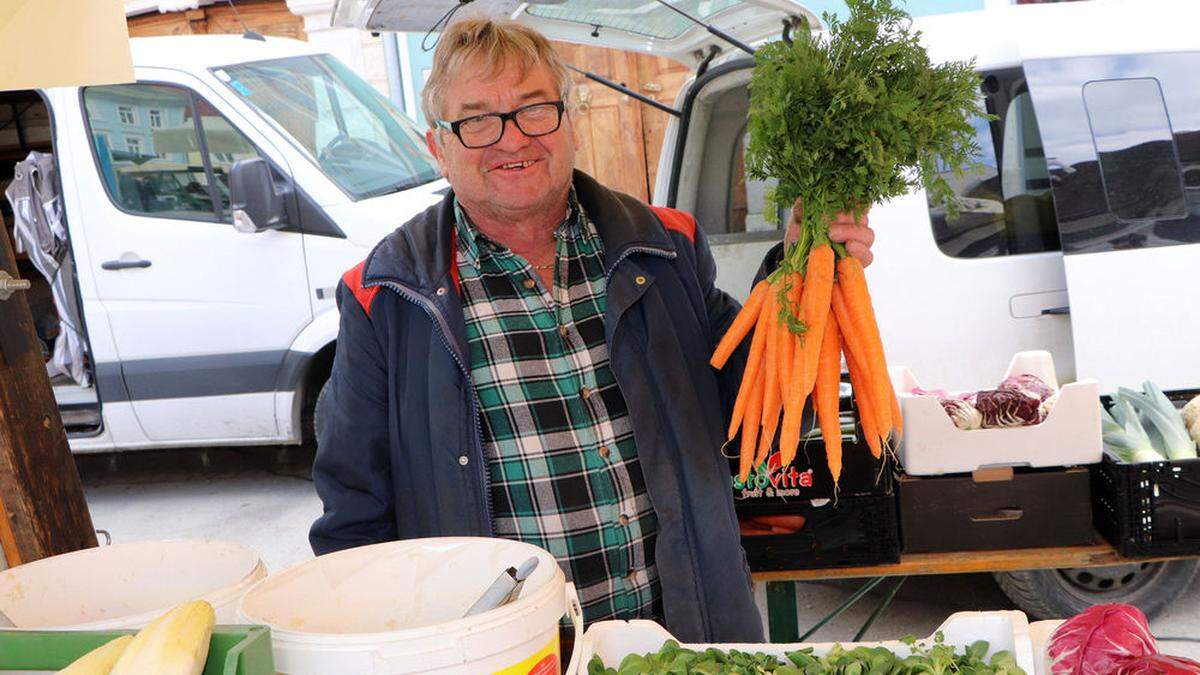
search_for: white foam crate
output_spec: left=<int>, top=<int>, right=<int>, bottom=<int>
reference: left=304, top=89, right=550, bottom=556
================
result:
left=890, top=350, right=1102, bottom=476
left=570, top=610, right=1038, bottom=674
left=1029, top=619, right=1065, bottom=675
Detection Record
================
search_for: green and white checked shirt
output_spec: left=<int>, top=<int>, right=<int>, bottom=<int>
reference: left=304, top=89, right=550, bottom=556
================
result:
left=454, top=194, right=661, bottom=624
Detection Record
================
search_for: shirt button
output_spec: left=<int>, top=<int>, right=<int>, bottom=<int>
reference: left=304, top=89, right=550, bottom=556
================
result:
left=580, top=387, right=593, bottom=400
left=558, top=324, right=570, bottom=339
left=458, top=455, right=469, bottom=466
left=626, top=569, right=638, bottom=581
left=618, top=514, right=630, bottom=526
left=523, top=278, right=536, bottom=290
left=598, top=445, right=610, bottom=459
left=435, top=286, right=446, bottom=296
left=635, top=275, right=647, bottom=285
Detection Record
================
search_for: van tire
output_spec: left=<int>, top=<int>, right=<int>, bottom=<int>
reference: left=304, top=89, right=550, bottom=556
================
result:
left=312, top=378, right=332, bottom=448
left=994, top=560, right=1199, bottom=620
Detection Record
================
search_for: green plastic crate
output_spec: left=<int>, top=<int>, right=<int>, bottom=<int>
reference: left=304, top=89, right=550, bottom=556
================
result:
left=0, top=625, right=274, bottom=674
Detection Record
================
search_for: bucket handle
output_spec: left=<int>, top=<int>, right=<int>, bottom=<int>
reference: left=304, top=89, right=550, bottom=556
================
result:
left=564, top=582, right=584, bottom=675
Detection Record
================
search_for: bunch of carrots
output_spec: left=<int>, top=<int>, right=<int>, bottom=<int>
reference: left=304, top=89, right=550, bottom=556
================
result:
left=710, top=226, right=902, bottom=492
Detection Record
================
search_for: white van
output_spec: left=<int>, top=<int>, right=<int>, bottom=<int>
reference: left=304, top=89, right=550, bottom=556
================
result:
left=1, top=35, right=447, bottom=452
left=337, top=0, right=1200, bottom=620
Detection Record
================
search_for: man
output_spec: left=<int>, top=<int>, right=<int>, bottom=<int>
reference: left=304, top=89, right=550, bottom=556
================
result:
left=310, top=17, right=874, bottom=642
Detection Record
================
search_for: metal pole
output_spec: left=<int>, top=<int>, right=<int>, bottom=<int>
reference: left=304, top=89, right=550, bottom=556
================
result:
left=383, top=32, right=407, bottom=113
left=853, top=577, right=908, bottom=641
left=797, top=576, right=886, bottom=642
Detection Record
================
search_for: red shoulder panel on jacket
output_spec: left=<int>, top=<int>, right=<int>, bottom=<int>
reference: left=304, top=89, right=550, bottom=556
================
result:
left=342, top=260, right=380, bottom=318
left=649, top=205, right=696, bottom=244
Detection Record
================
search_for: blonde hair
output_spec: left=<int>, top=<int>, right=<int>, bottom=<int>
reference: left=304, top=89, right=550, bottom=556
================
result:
left=421, top=16, right=573, bottom=127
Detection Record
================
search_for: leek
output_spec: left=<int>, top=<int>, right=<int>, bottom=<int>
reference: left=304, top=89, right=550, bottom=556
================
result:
left=1137, top=382, right=1196, bottom=460
left=1104, top=398, right=1163, bottom=463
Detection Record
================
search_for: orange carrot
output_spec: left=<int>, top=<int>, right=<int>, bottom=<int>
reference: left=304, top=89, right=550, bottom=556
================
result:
left=727, top=296, right=773, bottom=440
left=779, top=245, right=836, bottom=466
left=815, top=315, right=844, bottom=490
left=739, top=347, right=767, bottom=481
left=800, top=244, right=836, bottom=395
left=831, top=287, right=880, bottom=409
left=711, top=279, right=770, bottom=370
left=757, top=400, right=782, bottom=468
left=779, top=316, right=809, bottom=466
left=761, top=288, right=781, bottom=423
left=846, top=344, right=883, bottom=459
left=832, top=283, right=891, bottom=440
left=780, top=273, right=802, bottom=402
left=834, top=284, right=887, bottom=457
left=757, top=288, right=783, bottom=466
left=835, top=256, right=893, bottom=442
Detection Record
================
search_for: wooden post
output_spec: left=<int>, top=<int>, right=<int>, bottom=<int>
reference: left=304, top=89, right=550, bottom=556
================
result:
left=0, top=221, right=96, bottom=568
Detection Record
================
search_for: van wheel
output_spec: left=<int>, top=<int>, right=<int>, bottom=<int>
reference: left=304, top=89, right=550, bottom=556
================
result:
left=311, top=378, right=332, bottom=448
left=994, top=560, right=1199, bottom=620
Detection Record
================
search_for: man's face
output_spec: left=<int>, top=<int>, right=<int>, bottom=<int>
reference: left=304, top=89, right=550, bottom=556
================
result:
left=426, top=58, right=575, bottom=219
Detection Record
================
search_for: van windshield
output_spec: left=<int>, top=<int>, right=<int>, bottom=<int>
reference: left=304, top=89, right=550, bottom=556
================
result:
left=214, top=55, right=441, bottom=199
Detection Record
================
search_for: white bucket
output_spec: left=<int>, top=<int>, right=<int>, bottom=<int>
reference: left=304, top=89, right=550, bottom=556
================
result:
left=238, top=537, right=584, bottom=674
left=0, top=539, right=266, bottom=629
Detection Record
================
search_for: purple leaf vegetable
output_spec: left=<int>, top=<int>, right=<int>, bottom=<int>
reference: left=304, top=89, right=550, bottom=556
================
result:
left=1115, top=654, right=1200, bottom=674
left=1039, top=391, right=1060, bottom=423
left=999, top=373, right=1056, bottom=402
left=941, top=398, right=982, bottom=430
left=1050, top=604, right=1159, bottom=675
left=975, top=388, right=1043, bottom=428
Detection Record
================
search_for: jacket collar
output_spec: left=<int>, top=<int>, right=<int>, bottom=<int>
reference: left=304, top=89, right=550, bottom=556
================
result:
left=361, top=170, right=675, bottom=294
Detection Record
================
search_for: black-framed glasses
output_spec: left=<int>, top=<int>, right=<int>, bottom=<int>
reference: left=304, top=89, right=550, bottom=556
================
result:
left=436, top=100, right=565, bottom=149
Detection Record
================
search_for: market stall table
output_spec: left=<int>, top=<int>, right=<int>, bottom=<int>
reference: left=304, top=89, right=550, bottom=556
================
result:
left=752, top=537, right=1193, bottom=642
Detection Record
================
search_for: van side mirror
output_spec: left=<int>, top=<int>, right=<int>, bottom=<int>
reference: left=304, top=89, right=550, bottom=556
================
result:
left=229, top=157, right=288, bottom=233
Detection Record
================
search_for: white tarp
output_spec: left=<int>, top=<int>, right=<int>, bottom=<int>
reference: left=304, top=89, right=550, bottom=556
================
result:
left=5, top=152, right=90, bottom=387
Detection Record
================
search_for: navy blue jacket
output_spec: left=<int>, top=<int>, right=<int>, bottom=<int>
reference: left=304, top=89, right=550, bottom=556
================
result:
left=310, top=170, right=768, bottom=642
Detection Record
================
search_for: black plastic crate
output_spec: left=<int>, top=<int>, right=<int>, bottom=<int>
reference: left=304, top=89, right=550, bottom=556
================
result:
left=1092, top=453, right=1200, bottom=557
left=738, top=494, right=900, bottom=572
left=728, top=390, right=893, bottom=503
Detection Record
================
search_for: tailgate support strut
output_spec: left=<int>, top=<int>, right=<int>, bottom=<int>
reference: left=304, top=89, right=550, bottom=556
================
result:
left=650, top=0, right=757, bottom=57
left=565, top=65, right=682, bottom=118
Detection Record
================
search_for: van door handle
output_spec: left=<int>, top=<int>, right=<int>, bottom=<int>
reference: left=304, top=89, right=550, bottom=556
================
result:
left=1041, top=306, right=1070, bottom=316
left=101, top=259, right=152, bottom=270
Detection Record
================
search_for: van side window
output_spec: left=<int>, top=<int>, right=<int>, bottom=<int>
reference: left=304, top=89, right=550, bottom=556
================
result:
left=1082, top=78, right=1187, bottom=223
left=1023, top=52, right=1200, bottom=252
left=83, top=83, right=261, bottom=223
left=192, top=98, right=265, bottom=222
left=929, top=70, right=1060, bottom=258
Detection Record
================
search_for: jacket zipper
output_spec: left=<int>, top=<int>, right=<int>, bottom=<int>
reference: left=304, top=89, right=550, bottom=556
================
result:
left=364, top=244, right=678, bottom=533
left=604, top=245, right=676, bottom=286
left=368, top=278, right=495, bottom=531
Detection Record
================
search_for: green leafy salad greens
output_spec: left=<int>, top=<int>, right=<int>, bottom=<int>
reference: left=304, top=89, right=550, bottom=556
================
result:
left=587, top=632, right=1026, bottom=674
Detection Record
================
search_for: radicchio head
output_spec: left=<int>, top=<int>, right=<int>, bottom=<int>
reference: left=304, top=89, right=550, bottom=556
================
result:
left=1049, top=604, right=1158, bottom=675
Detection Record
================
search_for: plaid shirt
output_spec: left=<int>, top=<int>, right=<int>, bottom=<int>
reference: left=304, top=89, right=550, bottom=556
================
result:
left=454, top=195, right=661, bottom=624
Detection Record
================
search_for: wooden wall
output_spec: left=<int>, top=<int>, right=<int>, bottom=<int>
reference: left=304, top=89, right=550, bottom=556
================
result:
left=555, top=42, right=691, bottom=203
left=126, top=0, right=305, bottom=39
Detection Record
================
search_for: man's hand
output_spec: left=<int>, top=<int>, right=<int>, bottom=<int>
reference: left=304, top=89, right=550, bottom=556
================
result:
left=784, top=198, right=876, bottom=267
